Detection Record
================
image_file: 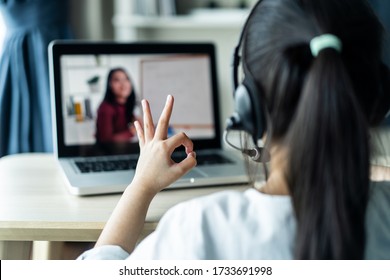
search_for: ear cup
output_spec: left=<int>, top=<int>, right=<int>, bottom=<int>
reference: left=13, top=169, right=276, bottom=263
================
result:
left=227, top=0, right=267, bottom=143
left=228, top=84, right=255, bottom=133
left=227, top=76, right=267, bottom=142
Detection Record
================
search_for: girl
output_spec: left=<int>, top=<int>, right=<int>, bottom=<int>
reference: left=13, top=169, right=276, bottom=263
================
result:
left=96, top=68, right=138, bottom=143
left=81, top=0, right=390, bottom=259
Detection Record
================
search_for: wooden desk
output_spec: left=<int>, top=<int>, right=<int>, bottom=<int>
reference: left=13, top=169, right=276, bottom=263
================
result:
left=0, top=153, right=249, bottom=260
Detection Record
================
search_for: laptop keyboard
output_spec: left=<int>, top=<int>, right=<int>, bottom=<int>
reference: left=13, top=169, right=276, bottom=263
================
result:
left=75, top=159, right=138, bottom=173
left=75, top=154, right=233, bottom=173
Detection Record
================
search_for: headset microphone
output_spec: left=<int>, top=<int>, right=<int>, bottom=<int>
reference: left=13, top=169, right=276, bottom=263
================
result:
left=242, top=146, right=269, bottom=162
left=223, top=129, right=270, bottom=163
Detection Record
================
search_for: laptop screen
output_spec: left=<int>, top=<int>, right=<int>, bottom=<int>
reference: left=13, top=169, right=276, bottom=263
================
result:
left=50, top=43, right=221, bottom=157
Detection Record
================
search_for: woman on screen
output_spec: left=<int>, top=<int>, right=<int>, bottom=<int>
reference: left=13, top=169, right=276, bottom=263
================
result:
left=96, top=68, right=138, bottom=143
left=80, top=0, right=390, bottom=260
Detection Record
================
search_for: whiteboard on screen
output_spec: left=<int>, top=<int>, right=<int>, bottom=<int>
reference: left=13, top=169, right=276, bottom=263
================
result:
left=140, top=55, right=214, bottom=127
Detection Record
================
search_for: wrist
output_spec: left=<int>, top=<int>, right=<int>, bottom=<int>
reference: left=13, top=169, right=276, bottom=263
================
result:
left=125, top=179, right=157, bottom=202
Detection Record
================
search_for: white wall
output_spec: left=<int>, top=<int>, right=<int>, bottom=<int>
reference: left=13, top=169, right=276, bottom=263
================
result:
left=113, top=1, right=247, bottom=139
left=125, top=27, right=242, bottom=139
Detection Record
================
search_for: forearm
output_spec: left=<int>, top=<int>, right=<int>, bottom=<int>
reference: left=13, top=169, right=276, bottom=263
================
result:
left=94, top=96, right=196, bottom=255
left=95, top=182, right=155, bottom=253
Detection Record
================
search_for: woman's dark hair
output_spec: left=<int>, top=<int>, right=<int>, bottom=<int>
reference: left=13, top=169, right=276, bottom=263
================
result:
left=243, top=0, right=386, bottom=259
left=104, top=68, right=136, bottom=123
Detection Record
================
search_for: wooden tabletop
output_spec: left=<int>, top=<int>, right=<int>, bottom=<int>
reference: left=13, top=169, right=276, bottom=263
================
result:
left=0, top=153, right=249, bottom=242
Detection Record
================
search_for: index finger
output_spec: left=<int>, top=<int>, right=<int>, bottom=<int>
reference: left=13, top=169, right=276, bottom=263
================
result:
left=142, top=99, right=155, bottom=142
left=155, top=95, right=174, bottom=140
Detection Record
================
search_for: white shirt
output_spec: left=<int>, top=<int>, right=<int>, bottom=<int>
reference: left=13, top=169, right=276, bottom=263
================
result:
left=79, top=182, right=390, bottom=260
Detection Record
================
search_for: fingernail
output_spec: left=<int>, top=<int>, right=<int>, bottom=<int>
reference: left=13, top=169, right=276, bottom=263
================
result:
left=189, top=151, right=196, bottom=158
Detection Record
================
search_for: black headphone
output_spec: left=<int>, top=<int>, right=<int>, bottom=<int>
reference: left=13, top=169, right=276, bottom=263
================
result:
left=225, top=0, right=269, bottom=163
left=226, top=0, right=267, bottom=144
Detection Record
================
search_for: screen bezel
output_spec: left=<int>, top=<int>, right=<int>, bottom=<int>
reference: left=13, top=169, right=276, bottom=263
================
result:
left=49, top=41, right=221, bottom=158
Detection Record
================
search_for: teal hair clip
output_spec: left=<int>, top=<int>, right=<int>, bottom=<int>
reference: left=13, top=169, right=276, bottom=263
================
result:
left=310, top=34, right=342, bottom=57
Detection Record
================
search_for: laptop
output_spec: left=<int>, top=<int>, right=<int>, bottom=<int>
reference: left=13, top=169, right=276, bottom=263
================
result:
left=49, top=41, right=248, bottom=195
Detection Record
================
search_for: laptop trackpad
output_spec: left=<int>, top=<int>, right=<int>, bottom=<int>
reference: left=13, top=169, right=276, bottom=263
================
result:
left=181, top=169, right=206, bottom=179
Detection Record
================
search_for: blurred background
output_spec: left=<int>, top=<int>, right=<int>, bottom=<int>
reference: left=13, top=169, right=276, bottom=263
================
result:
left=0, top=0, right=389, bottom=157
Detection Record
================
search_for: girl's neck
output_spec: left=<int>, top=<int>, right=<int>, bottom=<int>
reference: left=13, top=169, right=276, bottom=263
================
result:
left=115, top=97, right=127, bottom=105
left=258, top=145, right=290, bottom=196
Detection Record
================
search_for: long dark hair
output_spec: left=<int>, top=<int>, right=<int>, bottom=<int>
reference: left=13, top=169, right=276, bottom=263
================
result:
left=244, top=0, right=387, bottom=259
left=103, top=68, right=136, bottom=123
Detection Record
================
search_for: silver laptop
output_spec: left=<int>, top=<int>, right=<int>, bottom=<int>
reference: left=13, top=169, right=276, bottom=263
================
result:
left=49, top=41, right=248, bottom=195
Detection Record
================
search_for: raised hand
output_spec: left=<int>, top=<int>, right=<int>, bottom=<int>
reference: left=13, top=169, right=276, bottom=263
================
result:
left=132, top=95, right=197, bottom=194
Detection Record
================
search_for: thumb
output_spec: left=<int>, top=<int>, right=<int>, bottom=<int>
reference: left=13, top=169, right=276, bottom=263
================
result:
left=171, top=152, right=197, bottom=177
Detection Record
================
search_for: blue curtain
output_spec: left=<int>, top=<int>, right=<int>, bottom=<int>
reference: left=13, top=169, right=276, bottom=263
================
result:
left=0, top=0, right=72, bottom=157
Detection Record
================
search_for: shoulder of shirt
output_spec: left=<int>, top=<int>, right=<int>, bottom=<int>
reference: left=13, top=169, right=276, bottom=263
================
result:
left=165, top=182, right=390, bottom=220
left=368, top=181, right=390, bottom=207
left=163, top=188, right=292, bottom=223
left=369, top=181, right=390, bottom=204
left=366, top=181, right=390, bottom=259
left=370, top=180, right=390, bottom=188
left=167, top=189, right=248, bottom=212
